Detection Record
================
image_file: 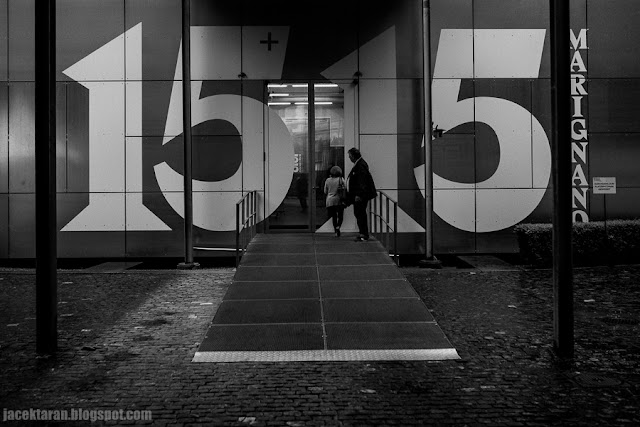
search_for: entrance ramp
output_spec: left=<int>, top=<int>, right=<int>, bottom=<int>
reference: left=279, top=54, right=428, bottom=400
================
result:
left=193, top=233, right=459, bottom=362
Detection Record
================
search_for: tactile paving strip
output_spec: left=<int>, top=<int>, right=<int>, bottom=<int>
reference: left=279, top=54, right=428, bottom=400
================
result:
left=193, top=348, right=460, bottom=362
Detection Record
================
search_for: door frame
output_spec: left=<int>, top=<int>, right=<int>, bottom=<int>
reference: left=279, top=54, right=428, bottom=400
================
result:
left=263, top=80, right=316, bottom=233
left=308, top=81, right=317, bottom=232
left=264, top=79, right=350, bottom=233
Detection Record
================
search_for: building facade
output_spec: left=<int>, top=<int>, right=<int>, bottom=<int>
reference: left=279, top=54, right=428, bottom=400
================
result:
left=1, top=0, right=639, bottom=259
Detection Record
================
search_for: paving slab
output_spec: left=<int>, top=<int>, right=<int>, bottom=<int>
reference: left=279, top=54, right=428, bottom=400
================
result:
left=83, top=261, right=142, bottom=272
left=316, top=252, right=395, bottom=265
left=198, top=324, right=324, bottom=351
left=458, top=255, right=521, bottom=271
left=322, top=298, right=434, bottom=322
left=246, top=243, right=315, bottom=253
left=233, top=265, right=318, bottom=281
left=239, top=253, right=316, bottom=266
left=196, top=233, right=458, bottom=362
left=225, top=281, right=320, bottom=300
left=321, top=279, right=418, bottom=298
left=212, top=299, right=322, bottom=324
left=324, top=322, right=454, bottom=350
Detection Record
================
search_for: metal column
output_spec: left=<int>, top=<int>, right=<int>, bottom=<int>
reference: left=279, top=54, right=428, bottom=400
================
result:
left=178, top=0, right=198, bottom=269
left=35, top=0, right=57, bottom=355
left=550, top=0, right=574, bottom=360
left=308, top=83, right=315, bottom=231
left=419, top=0, right=441, bottom=268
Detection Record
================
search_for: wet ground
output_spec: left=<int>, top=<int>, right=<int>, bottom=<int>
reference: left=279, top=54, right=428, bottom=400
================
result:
left=0, top=261, right=638, bottom=426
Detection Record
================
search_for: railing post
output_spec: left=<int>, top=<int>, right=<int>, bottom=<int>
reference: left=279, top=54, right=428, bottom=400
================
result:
left=235, top=192, right=259, bottom=268
left=235, top=203, right=240, bottom=267
left=386, top=197, right=390, bottom=250
left=243, top=199, right=247, bottom=254
left=382, top=195, right=386, bottom=245
left=369, top=197, right=374, bottom=235
left=372, top=195, right=376, bottom=235
left=394, top=203, right=398, bottom=265
left=252, top=191, right=257, bottom=239
left=376, top=195, right=379, bottom=234
left=378, top=193, right=383, bottom=238
left=250, top=191, right=254, bottom=239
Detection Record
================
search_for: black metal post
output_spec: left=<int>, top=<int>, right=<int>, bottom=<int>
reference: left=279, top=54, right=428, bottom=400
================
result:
left=35, top=0, right=57, bottom=355
left=550, top=0, right=574, bottom=360
left=235, top=202, right=240, bottom=267
left=419, top=0, right=441, bottom=268
left=308, top=83, right=315, bottom=231
left=393, top=203, right=398, bottom=265
left=178, top=0, right=198, bottom=269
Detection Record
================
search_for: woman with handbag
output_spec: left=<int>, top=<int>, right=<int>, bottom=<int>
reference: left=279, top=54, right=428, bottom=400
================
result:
left=323, top=165, right=346, bottom=237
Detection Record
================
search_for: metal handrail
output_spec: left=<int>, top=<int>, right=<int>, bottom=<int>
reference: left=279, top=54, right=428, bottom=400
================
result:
left=235, top=190, right=258, bottom=267
left=369, top=191, right=399, bottom=265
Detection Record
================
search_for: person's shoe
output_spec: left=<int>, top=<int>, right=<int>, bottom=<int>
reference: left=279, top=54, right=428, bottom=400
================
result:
left=336, top=227, right=341, bottom=237
left=354, top=235, right=365, bottom=242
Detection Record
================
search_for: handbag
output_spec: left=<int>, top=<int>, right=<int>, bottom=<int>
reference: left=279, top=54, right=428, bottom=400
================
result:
left=337, top=178, right=348, bottom=205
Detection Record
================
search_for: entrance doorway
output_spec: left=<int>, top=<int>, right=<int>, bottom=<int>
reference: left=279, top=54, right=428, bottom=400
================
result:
left=266, top=82, right=346, bottom=231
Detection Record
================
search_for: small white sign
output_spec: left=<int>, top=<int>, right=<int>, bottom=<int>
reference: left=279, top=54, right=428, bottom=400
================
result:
left=593, top=177, right=616, bottom=194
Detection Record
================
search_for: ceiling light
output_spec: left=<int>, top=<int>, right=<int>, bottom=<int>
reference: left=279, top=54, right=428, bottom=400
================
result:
left=314, top=84, right=338, bottom=88
left=267, top=84, right=288, bottom=88
left=269, top=93, right=289, bottom=97
left=268, top=102, right=291, bottom=106
left=295, top=102, right=308, bottom=105
left=315, top=102, right=333, bottom=105
left=292, top=84, right=308, bottom=88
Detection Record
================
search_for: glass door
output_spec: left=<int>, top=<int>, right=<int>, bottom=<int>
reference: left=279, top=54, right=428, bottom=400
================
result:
left=312, top=82, right=346, bottom=230
left=266, top=82, right=345, bottom=231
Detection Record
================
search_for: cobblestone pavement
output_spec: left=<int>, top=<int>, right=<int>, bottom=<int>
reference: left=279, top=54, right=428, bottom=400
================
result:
left=0, top=263, right=638, bottom=426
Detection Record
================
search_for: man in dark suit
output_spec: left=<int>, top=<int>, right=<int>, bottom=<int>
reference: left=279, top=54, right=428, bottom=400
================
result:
left=346, top=147, right=377, bottom=241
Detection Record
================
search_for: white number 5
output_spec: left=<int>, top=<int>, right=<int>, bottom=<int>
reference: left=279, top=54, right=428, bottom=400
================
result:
left=415, top=29, right=551, bottom=233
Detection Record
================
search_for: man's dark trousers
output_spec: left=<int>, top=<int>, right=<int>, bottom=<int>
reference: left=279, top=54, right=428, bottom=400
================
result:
left=353, top=200, right=369, bottom=239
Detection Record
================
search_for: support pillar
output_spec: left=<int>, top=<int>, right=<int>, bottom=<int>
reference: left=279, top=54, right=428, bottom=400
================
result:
left=178, top=0, right=198, bottom=269
left=419, top=0, right=441, bottom=269
left=35, top=0, right=57, bottom=355
left=308, top=83, right=315, bottom=231
left=550, top=0, right=574, bottom=360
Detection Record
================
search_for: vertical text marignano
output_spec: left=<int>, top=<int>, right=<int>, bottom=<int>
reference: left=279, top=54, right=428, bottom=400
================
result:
left=571, top=29, right=589, bottom=222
